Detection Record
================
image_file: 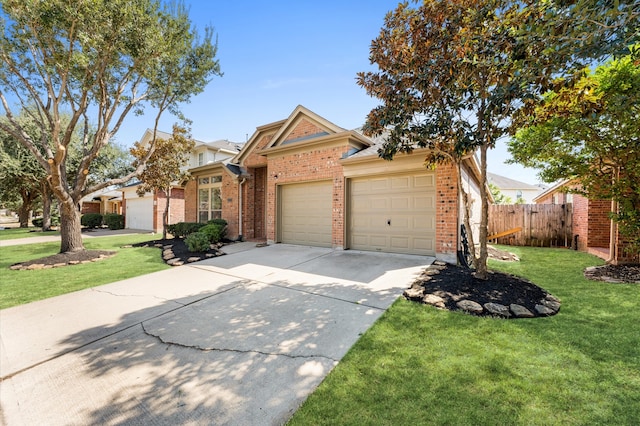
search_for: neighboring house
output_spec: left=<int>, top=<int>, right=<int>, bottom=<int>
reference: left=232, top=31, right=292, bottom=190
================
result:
left=183, top=105, right=485, bottom=264
left=80, top=188, right=123, bottom=215
left=534, top=179, right=635, bottom=264
left=121, top=129, right=241, bottom=232
left=488, top=172, right=542, bottom=204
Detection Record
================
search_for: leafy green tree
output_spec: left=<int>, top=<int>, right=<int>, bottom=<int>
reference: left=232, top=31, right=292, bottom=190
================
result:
left=131, top=124, right=195, bottom=239
left=509, top=50, right=640, bottom=257
left=489, top=184, right=513, bottom=205
left=358, top=0, right=535, bottom=277
left=0, top=0, right=221, bottom=253
left=358, top=0, right=638, bottom=277
left=0, top=135, right=41, bottom=227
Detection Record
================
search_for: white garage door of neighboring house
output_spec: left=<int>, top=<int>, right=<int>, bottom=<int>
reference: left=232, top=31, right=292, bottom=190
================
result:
left=279, top=181, right=332, bottom=247
left=125, top=196, right=154, bottom=231
left=349, top=173, right=436, bottom=256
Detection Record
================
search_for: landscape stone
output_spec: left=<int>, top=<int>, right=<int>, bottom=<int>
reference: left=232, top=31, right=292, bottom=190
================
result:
left=403, top=287, right=424, bottom=299
left=509, top=304, right=534, bottom=318
left=26, top=264, right=45, bottom=270
left=484, top=302, right=511, bottom=318
left=545, top=294, right=560, bottom=303
left=423, top=294, right=446, bottom=308
left=166, top=258, right=184, bottom=266
left=541, top=299, right=561, bottom=312
left=535, top=304, right=556, bottom=316
left=456, top=299, right=483, bottom=314
left=187, top=257, right=201, bottom=263
left=422, top=268, right=442, bottom=276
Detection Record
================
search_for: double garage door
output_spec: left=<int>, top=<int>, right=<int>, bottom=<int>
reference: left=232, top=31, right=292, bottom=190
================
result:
left=279, top=173, right=436, bottom=256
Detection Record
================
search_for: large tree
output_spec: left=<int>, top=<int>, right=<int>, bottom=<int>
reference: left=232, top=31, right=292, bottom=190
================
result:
left=131, top=123, right=195, bottom=239
left=509, top=49, right=640, bottom=257
left=358, top=0, right=638, bottom=278
left=0, top=0, right=221, bottom=253
left=358, top=0, right=535, bottom=278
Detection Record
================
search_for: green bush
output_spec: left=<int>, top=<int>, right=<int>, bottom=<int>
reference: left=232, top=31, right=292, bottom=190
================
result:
left=81, top=213, right=103, bottom=229
left=103, top=213, right=124, bottom=230
left=167, top=222, right=206, bottom=238
left=208, top=218, right=228, bottom=227
left=200, top=224, right=225, bottom=243
left=32, top=215, right=61, bottom=228
left=184, top=232, right=210, bottom=252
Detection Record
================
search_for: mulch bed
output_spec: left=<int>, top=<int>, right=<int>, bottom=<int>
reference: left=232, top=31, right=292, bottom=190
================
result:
left=129, top=238, right=225, bottom=265
left=10, top=250, right=116, bottom=270
left=584, top=264, right=640, bottom=283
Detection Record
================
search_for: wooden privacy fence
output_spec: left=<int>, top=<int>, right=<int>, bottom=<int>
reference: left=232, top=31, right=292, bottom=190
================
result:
left=488, top=204, right=573, bottom=247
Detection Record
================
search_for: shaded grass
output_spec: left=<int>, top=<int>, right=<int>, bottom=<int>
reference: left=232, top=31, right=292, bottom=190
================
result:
left=289, top=247, right=640, bottom=426
left=0, top=234, right=168, bottom=309
left=0, top=227, right=59, bottom=240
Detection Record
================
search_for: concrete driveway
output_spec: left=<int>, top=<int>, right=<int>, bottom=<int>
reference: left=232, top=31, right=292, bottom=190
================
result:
left=0, top=243, right=432, bottom=425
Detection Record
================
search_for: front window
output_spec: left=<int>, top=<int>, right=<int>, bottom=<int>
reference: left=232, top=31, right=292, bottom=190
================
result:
left=198, top=175, right=223, bottom=222
left=198, top=152, right=204, bottom=166
left=516, top=190, right=522, bottom=201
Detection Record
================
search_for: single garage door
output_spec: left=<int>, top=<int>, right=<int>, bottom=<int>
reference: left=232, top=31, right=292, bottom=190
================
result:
left=125, top=196, right=154, bottom=231
left=279, top=181, right=332, bottom=247
left=349, top=173, right=436, bottom=255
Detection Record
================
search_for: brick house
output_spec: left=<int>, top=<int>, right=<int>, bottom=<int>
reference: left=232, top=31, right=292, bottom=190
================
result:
left=534, top=179, right=636, bottom=264
left=184, top=105, right=483, bottom=264
left=120, top=129, right=241, bottom=232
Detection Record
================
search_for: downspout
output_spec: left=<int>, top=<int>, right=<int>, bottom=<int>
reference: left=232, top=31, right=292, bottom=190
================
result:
left=237, top=177, right=246, bottom=241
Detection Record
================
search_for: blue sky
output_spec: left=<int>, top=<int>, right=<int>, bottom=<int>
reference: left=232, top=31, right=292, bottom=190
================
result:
left=116, top=0, right=542, bottom=184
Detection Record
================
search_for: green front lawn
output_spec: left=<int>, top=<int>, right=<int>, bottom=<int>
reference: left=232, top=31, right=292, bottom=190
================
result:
left=289, top=247, right=640, bottom=425
left=0, top=226, right=60, bottom=241
left=0, top=234, right=167, bottom=309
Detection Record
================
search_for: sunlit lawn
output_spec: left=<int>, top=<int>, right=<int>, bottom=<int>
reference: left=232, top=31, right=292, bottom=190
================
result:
left=0, top=234, right=167, bottom=309
left=289, top=247, right=640, bottom=425
left=0, top=226, right=60, bottom=241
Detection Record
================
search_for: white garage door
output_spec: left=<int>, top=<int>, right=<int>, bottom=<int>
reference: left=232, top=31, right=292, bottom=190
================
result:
left=279, top=181, right=332, bottom=247
left=349, top=173, right=436, bottom=255
left=125, top=196, right=154, bottom=231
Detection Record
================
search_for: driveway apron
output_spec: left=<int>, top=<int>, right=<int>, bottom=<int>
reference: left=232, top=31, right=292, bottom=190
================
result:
left=1, top=243, right=432, bottom=425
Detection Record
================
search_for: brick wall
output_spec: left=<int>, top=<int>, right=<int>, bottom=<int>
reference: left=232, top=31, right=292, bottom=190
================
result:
left=81, top=202, right=100, bottom=214
left=265, top=144, right=347, bottom=247
left=572, top=194, right=589, bottom=251
left=587, top=199, right=611, bottom=248
left=155, top=188, right=186, bottom=232
left=435, top=162, right=458, bottom=262
left=222, top=172, right=239, bottom=238
left=284, top=119, right=325, bottom=142
left=240, top=167, right=266, bottom=240
left=184, top=180, right=197, bottom=222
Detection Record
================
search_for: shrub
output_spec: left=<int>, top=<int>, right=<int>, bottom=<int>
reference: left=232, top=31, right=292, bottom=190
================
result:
left=208, top=218, right=227, bottom=227
left=103, top=213, right=125, bottom=230
left=167, top=222, right=206, bottom=238
left=81, top=213, right=103, bottom=229
left=185, top=232, right=210, bottom=252
left=200, top=224, right=225, bottom=243
left=32, top=215, right=61, bottom=228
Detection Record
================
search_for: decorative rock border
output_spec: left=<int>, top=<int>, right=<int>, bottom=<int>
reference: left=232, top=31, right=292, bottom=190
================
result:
left=403, top=261, right=561, bottom=319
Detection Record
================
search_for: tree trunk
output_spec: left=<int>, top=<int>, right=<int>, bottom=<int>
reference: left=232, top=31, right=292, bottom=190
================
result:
left=163, top=187, right=171, bottom=240
left=456, top=162, right=477, bottom=267
left=41, top=182, right=53, bottom=231
left=17, top=189, right=37, bottom=228
left=475, top=143, right=490, bottom=279
left=59, top=199, right=85, bottom=253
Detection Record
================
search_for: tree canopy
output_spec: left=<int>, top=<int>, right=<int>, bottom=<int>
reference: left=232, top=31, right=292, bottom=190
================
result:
left=358, top=0, right=639, bottom=276
left=131, top=124, right=195, bottom=239
left=509, top=49, right=640, bottom=255
left=0, top=0, right=221, bottom=253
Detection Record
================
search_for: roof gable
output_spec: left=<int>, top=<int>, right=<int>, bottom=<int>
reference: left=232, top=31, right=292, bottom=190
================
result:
left=264, top=105, right=347, bottom=149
